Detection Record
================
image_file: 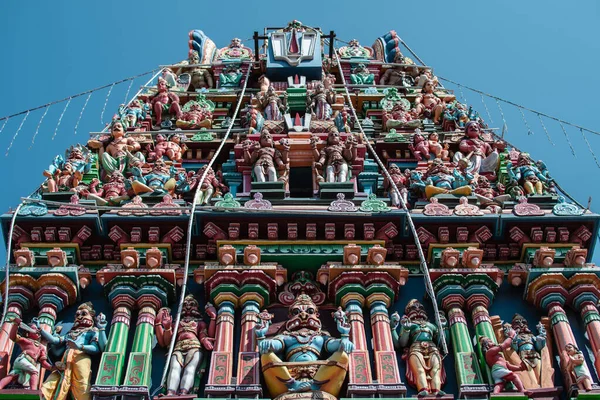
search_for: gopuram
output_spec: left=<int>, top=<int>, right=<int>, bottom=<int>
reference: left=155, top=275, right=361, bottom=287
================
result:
left=1, top=21, right=600, bottom=400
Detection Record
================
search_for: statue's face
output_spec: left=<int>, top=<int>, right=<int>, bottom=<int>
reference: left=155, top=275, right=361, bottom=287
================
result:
left=389, top=164, right=401, bottom=175
left=406, top=300, right=428, bottom=322
left=349, top=39, right=359, bottom=47
left=70, top=148, right=83, bottom=160
left=158, top=79, right=168, bottom=92
left=153, top=160, right=167, bottom=173
left=230, top=38, right=241, bottom=47
left=112, top=122, right=125, bottom=137
left=26, top=325, right=41, bottom=341
left=477, top=176, right=490, bottom=188
left=73, top=307, right=94, bottom=329
left=156, top=134, right=166, bottom=143
left=481, top=338, right=493, bottom=351
left=130, top=99, right=141, bottom=108
left=63, top=163, right=74, bottom=174
left=466, top=122, right=481, bottom=138
left=429, top=133, right=438, bottom=141
left=182, top=297, right=200, bottom=317
left=110, top=172, right=124, bottom=184
left=518, top=154, right=532, bottom=166
left=286, top=301, right=322, bottom=331
left=261, top=133, right=273, bottom=147
left=190, top=51, right=200, bottom=64
left=414, top=133, right=424, bottom=143
left=424, top=80, right=435, bottom=92
left=511, top=315, right=530, bottom=333
left=565, top=344, right=576, bottom=355
left=328, top=131, right=340, bottom=145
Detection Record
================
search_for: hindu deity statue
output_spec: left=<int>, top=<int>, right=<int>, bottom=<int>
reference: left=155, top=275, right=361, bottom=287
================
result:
left=255, top=294, right=354, bottom=398
left=382, top=101, right=420, bottom=131
left=217, top=37, right=252, bottom=61
left=452, top=121, right=499, bottom=174
left=149, top=77, right=183, bottom=129
left=44, top=161, right=83, bottom=193
left=155, top=295, right=217, bottom=397
left=130, top=159, right=177, bottom=196
left=176, top=95, right=214, bottom=130
left=219, top=64, right=243, bottom=88
left=243, top=130, right=289, bottom=182
left=312, top=130, right=357, bottom=183
left=442, top=101, right=471, bottom=131
left=423, top=159, right=472, bottom=199
left=502, top=314, right=547, bottom=387
left=119, top=98, right=148, bottom=129
left=339, top=39, right=373, bottom=59
left=41, top=302, right=107, bottom=400
left=44, top=145, right=93, bottom=192
left=391, top=299, right=446, bottom=396
left=309, top=82, right=336, bottom=121
left=0, top=317, right=54, bottom=390
left=87, top=120, right=145, bottom=175
left=479, top=336, right=526, bottom=394
left=177, top=49, right=214, bottom=91
left=565, top=343, right=593, bottom=392
left=453, top=158, right=475, bottom=188
left=384, top=163, right=409, bottom=206
left=508, top=153, right=552, bottom=196
left=191, top=165, right=229, bottom=205
left=84, top=171, right=129, bottom=206
left=408, top=129, right=445, bottom=161
left=147, top=133, right=188, bottom=163
left=257, top=85, right=287, bottom=121
left=412, top=79, right=454, bottom=124
left=414, top=68, right=439, bottom=89
left=350, top=64, right=374, bottom=85
left=474, top=175, right=506, bottom=204
left=380, top=52, right=414, bottom=88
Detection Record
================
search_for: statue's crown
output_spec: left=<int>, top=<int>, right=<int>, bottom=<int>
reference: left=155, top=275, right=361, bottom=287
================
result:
left=292, top=294, right=316, bottom=307
left=78, top=302, right=96, bottom=317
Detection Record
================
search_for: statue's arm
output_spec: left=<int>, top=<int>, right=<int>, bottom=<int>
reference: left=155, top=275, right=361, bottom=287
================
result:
left=205, top=70, right=214, bottom=88
left=40, top=329, right=62, bottom=345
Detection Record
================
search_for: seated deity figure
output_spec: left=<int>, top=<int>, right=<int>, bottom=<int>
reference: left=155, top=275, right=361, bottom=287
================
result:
left=243, top=130, right=289, bottom=182
left=312, top=130, right=357, bottom=183
left=502, top=314, right=548, bottom=388
left=150, top=77, right=183, bottom=129
left=0, top=317, right=54, bottom=390
left=391, top=299, right=447, bottom=396
left=87, top=121, right=145, bottom=175
left=380, top=52, right=414, bottom=89
left=255, top=294, right=354, bottom=398
left=309, top=82, right=336, bottom=121
left=384, top=163, right=409, bottom=206
left=382, top=101, right=420, bottom=131
left=408, top=129, right=445, bottom=161
left=118, top=99, right=148, bottom=129
left=130, top=159, right=177, bottom=196
left=508, top=153, right=552, bottom=196
left=453, top=121, right=499, bottom=174
left=84, top=171, right=130, bottom=206
left=41, top=303, right=107, bottom=400
left=176, top=95, right=214, bottom=130
left=147, top=133, right=188, bottom=163
left=350, top=64, right=375, bottom=85
left=176, top=49, right=214, bottom=91
left=44, top=162, right=83, bottom=193
left=423, top=159, right=473, bottom=199
left=189, top=165, right=229, bottom=205
left=413, top=79, right=454, bottom=124
left=44, top=144, right=92, bottom=180
left=155, top=295, right=217, bottom=397
left=219, top=64, right=243, bottom=88
left=257, top=85, right=287, bottom=121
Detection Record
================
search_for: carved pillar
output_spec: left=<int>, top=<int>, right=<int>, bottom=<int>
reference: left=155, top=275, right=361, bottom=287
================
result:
left=0, top=285, right=32, bottom=380
left=95, top=294, right=135, bottom=387
left=341, top=296, right=375, bottom=397
left=123, top=295, right=161, bottom=389
left=444, top=303, right=485, bottom=397
left=469, top=303, right=496, bottom=385
left=205, top=300, right=236, bottom=397
left=580, top=301, right=600, bottom=377
left=367, top=294, right=406, bottom=396
left=235, top=300, right=262, bottom=398
left=548, top=303, right=595, bottom=392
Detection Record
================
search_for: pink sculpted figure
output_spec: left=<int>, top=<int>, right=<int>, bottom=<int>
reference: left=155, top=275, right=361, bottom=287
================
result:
left=148, top=133, right=188, bottom=163
left=413, top=79, right=454, bottom=124
left=453, top=121, right=498, bottom=174
left=150, top=77, right=183, bottom=129
left=84, top=171, right=130, bottom=206
left=0, top=317, right=54, bottom=390
left=480, top=334, right=526, bottom=394
left=384, top=164, right=409, bottom=207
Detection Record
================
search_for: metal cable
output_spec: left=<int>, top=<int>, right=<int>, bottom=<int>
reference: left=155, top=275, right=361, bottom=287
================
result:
left=29, top=106, right=50, bottom=150
left=74, top=93, right=92, bottom=136
left=559, top=122, right=577, bottom=157
left=480, top=94, right=494, bottom=125
left=99, top=83, right=115, bottom=125
left=580, top=128, right=600, bottom=168
left=153, top=60, right=252, bottom=396
left=495, top=99, right=508, bottom=137
left=1, top=203, right=25, bottom=323
left=519, top=108, right=534, bottom=136
left=537, top=114, right=555, bottom=146
left=329, top=40, right=449, bottom=355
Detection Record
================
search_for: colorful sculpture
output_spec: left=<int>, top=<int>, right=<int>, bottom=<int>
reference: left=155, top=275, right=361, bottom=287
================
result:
left=384, top=163, right=409, bottom=206
left=119, top=99, right=148, bottom=129
left=177, top=49, right=214, bottom=91
left=412, top=79, right=453, bottom=124
left=408, top=129, right=445, bottom=161
left=87, top=120, right=145, bottom=174
left=479, top=336, right=526, bottom=394
left=565, top=343, right=593, bottom=392
left=350, top=64, right=374, bottom=85
left=257, top=85, right=287, bottom=121
left=130, top=159, right=177, bottom=195
left=380, top=52, right=414, bottom=88
left=423, top=159, right=472, bottom=198
left=508, top=153, right=552, bottom=196
left=176, top=94, right=214, bottom=130
left=255, top=294, right=354, bottom=398
left=0, top=317, right=53, bottom=390
left=218, top=64, right=243, bottom=88
left=155, top=295, right=217, bottom=396
left=313, top=130, right=357, bottom=183
left=41, top=303, right=107, bottom=400
left=84, top=171, right=129, bottom=205
left=191, top=165, right=229, bottom=205
left=452, top=121, right=499, bottom=174
left=243, top=130, right=289, bottom=182
left=150, top=77, right=184, bottom=129
left=309, top=82, right=336, bottom=121
left=391, top=299, right=446, bottom=396
left=147, top=133, right=188, bottom=163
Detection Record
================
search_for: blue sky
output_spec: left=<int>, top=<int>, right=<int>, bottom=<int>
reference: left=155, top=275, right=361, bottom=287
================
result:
left=0, top=0, right=599, bottom=262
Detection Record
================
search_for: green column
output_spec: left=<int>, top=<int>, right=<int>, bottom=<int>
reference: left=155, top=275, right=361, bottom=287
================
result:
left=446, top=307, right=484, bottom=389
left=123, top=305, right=157, bottom=387
left=95, top=304, right=133, bottom=385
left=471, top=305, right=495, bottom=385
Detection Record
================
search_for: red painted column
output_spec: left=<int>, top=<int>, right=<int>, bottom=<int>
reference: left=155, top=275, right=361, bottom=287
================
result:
left=205, top=300, right=235, bottom=397
left=236, top=300, right=262, bottom=397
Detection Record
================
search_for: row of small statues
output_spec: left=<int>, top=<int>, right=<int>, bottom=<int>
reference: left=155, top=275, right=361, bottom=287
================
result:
left=2, top=296, right=592, bottom=398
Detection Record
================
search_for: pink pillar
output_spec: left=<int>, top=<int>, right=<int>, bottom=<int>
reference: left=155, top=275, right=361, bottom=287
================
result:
left=236, top=300, right=261, bottom=397
left=205, top=301, right=235, bottom=397
left=343, top=297, right=376, bottom=397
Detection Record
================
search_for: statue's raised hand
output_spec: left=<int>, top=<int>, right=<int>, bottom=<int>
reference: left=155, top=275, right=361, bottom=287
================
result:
left=390, top=312, right=400, bottom=330
left=339, top=337, right=354, bottom=354
left=96, top=313, right=107, bottom=330
left=204, top=303, right=217, bottom=320
left=156, top=307, right=172, bottom=330
left=336, top=318, right=351, bottom=336
left=258, top=338, right=276, bottom=355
